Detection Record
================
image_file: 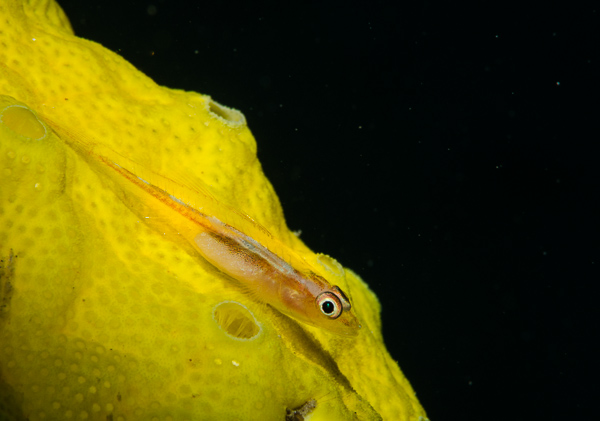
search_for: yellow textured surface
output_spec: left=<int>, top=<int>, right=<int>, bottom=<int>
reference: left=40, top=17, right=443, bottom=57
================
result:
left=0, top=1, right=428, bottom=420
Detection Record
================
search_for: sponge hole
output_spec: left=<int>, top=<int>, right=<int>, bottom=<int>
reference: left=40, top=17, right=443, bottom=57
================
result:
left=207, top=98, right=246, bottom=128
left=212, top=301, right=261, bottom=340
left=0, top=105, right=47, bottom=140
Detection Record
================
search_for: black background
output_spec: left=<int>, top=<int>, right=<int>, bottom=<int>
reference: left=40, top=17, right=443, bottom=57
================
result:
left=56, top=1, right=598, bottom=420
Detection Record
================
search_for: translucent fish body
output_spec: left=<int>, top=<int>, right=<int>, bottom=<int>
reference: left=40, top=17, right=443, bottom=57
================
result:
left=44, top=122, right=361, bottom=336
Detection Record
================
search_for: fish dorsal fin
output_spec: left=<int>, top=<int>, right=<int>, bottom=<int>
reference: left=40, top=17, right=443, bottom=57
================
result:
left=42, top=117, right=295, bottom=263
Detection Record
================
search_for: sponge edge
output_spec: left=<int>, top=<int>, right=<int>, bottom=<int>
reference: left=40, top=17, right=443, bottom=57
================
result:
left=0, top=104, right=48, bottom=140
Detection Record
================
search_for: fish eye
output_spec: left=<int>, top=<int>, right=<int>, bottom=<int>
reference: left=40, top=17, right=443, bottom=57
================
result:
left=316, top=291, right=343, bottom=319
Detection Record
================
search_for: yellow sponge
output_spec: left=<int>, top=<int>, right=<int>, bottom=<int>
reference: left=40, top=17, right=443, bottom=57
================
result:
left=0, top=1, right=427, bottom=420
